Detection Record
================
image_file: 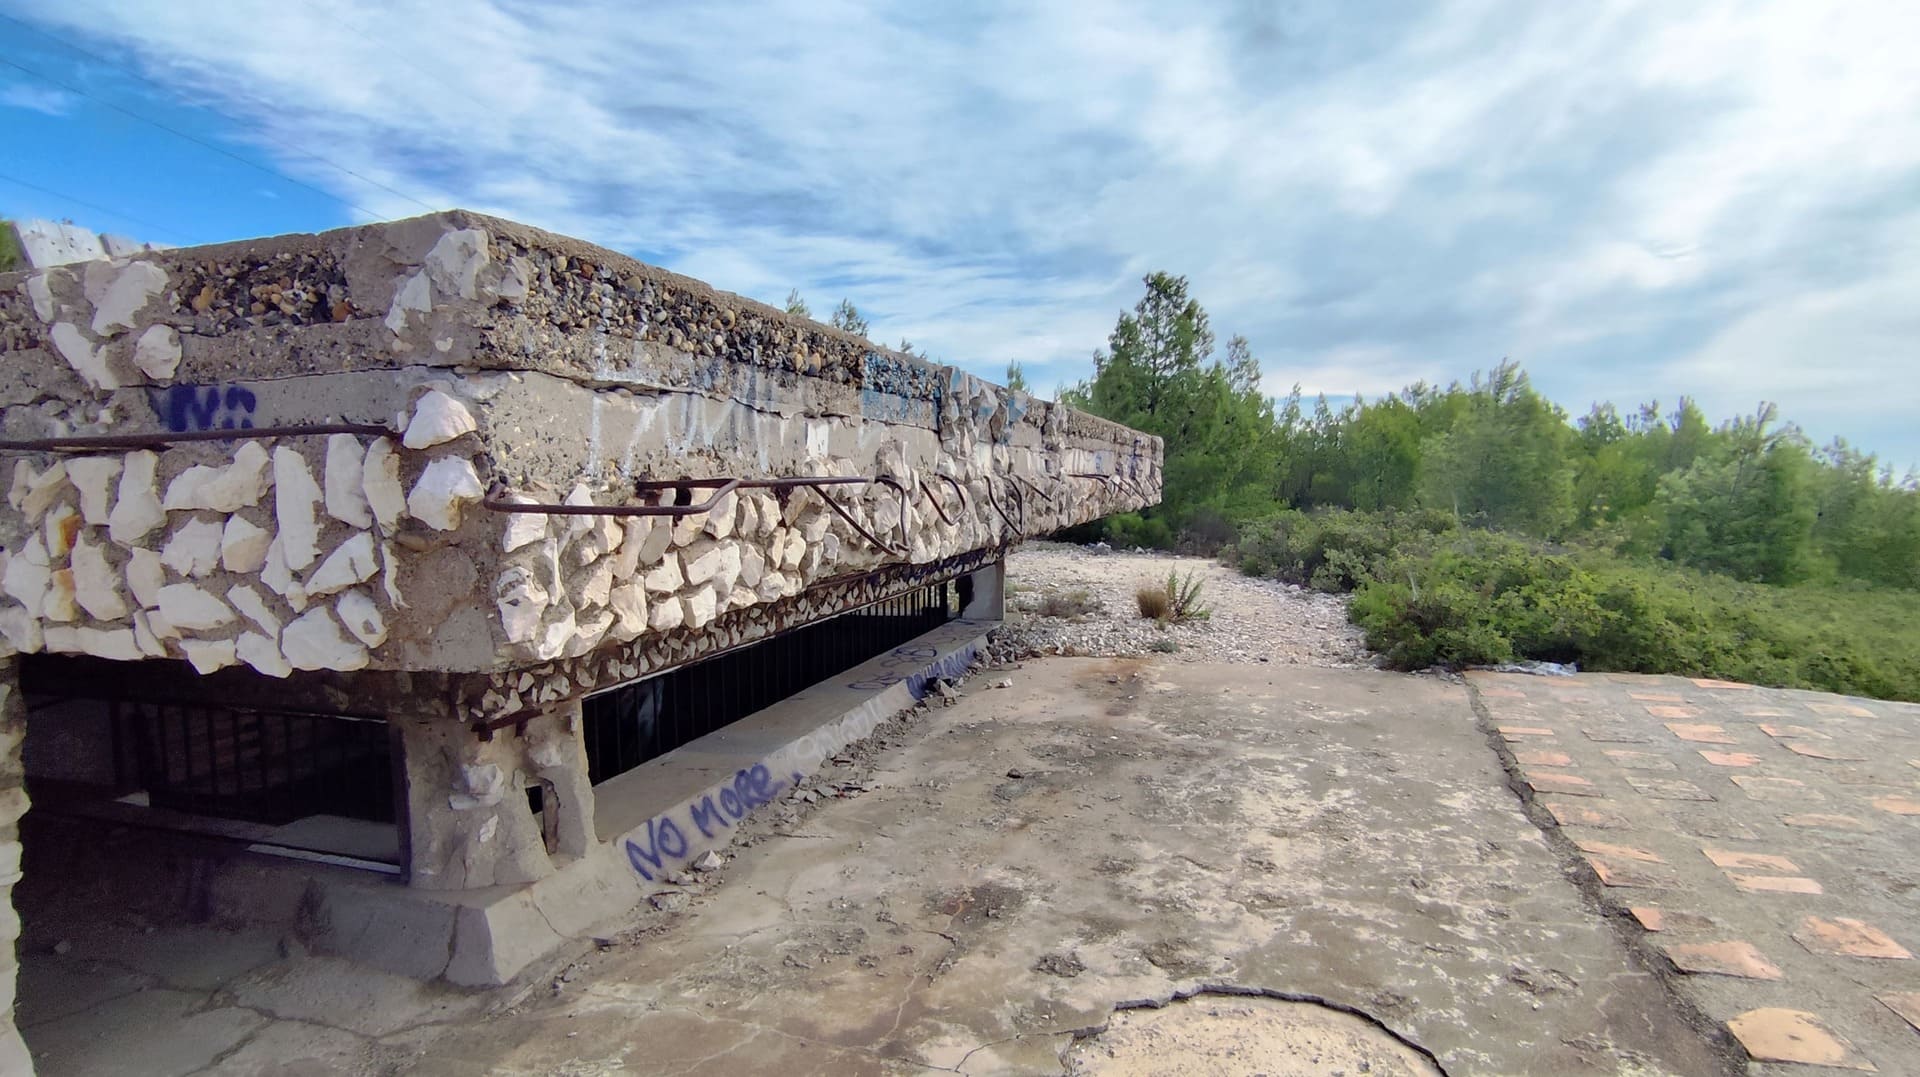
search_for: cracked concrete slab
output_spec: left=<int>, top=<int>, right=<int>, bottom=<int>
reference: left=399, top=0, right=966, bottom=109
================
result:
left=403, top=659, right=1731, bottom=1075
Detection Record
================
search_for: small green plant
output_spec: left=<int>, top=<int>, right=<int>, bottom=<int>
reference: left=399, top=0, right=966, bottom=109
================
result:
left=1147, top=636, right=1179, bottom=653
left=1164, top=569, right=1210, bottom=622
left=1038, top=588, right=1099, bottom=619
left=1136, top=570, right=1210, bottom=623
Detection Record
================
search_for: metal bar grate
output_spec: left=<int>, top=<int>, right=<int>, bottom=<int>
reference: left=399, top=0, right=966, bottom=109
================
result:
left=581, top=580, right=956, bottom=785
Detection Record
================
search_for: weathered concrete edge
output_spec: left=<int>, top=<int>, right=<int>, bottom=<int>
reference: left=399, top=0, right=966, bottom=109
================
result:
left=312, top=617, right=994, bottom=987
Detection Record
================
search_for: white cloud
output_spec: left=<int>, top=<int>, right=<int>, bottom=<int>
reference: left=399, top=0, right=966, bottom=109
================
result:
left=0, top=81, right=76, bottom=115
left=14, top=0, right=1920, bottom=461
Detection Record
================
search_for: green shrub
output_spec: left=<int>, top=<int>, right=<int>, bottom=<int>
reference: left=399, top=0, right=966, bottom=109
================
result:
left=1337, top=524, right=1920, bottom=701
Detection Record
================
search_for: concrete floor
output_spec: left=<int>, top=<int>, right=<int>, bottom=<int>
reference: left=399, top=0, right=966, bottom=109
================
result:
left=21, top=659, right=1843, bottom=1075
left=406, top=660, right=1730, bottom=1075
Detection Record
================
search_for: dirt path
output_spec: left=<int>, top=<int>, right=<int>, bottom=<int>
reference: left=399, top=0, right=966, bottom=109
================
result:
left=1002, top=542, right=1372, bottom=668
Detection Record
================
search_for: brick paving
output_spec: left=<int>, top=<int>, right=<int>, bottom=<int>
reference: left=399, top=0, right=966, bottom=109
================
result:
left=1472, top=670, right=1920, bottom=1072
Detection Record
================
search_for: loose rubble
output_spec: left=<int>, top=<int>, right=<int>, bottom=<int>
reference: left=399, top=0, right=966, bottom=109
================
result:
left=998, top=541, right=1374, bottom=667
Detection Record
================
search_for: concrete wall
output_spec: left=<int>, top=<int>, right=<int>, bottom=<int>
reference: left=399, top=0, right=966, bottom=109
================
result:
left=0, top=211, right=1159, bottom=705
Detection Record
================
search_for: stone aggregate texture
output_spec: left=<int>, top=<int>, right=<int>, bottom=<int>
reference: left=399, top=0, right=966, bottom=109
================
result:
left=1471, top=669, right=1920, bottom=1073
left=0, top=210, right=1159, bottom=720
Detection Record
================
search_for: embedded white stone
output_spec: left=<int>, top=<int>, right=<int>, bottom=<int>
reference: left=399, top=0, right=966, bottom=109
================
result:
left=779, top=531, right=806, bottom=571
left=51, top=322, right=118, bottom=390
left=76, top=627, right=141, bottom=662
left=642, top=552, right=683, bottom=593
left=181, top=638, right=238, bottom=674
left=739, top=546, right=765, bottom=589
left=70, top=533, right=127, bottom=620
left=160, top=517, right=225, bottom=578
left=89, top=260, right=167, bottom=336
left=378, top=541, right=405, bottom=609
left=1, top=535, right=49, bottom=617
left=43, top=504, right=79, bottom=559
left=801, top=513, right=830, bottom=543
left=425, top=228, right=490, bottom=299
left=108, top=452, right=164, bottom=547
left=672, top=513, right=705, bottom=546
left=280, top=608, right=369, bottom=671
left=336, top=589, right=387, bottom=648
left=304, top=532, right=378, bottom=597
left=66, top=457, right=121, bottom=526
left=226, top=584, right=280, bottom=637
left=560, top=484, right=596, bottom=538
left=608, top=583, right=647, bottom=640
left=156, top=583, right=234, bottom=632
left=570, top=610, right=614, bottom=656
left=496, top=567, right=547, bottom=645
left=726, top=586, right=757, bottom=613
left=681, top=542, right=739, bottom=588
left=533, top=608, right=575, bottom=661
left=647, top=595, right=684, bottom=632
left=635, top=516, right=672, bottom=566
left=25, top=272, right=55, bottom=322
left=126, top=547, right=165, bottom=609
left=0, top=605, right=42, bottom=654
left=324, top=434, right=371, bottom=528
left=361, top=438, right=406, bottom=531
left=682, top=586, right=717, bottom=630
left=44, top=569, right=78, bottom=622
left=144, top=606, right=179, bottom=641
left=385, top=269, right=430, bottom=334
left=612, top=519, right=648, bottom=579
left=757, top=571, right=793, bottom=602
left=235, top=632, right=292, bottom=678
left=132, top=323, right=183, bottom=380
left=220, top=516, right=271, bottom=574
left=16, top=460, right=70, bottom=521
left=573, top=559, right=614, bottom=608
left=272, top=448, right=324, bottom=569
left=402, top=389, right=478, bottom=449
left=704, top=493, right=736, bottom=539
left=406, top=457, right=483, bottom=531
left=501, top=495, right=548, bottom=553
left=131, top=610, right=165, bottom=657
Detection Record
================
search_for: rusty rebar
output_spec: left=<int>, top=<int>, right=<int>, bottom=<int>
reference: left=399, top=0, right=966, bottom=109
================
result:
left=0, top=422, right=396, bottom=453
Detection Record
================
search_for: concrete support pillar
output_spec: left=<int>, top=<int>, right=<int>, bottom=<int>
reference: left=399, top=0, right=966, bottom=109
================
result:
left=961, top=559, right=1006, bottom=621
left=524, top=701, right=597, bottom=860
left=0, top=658, right=33, bottom=1076
left=397, top=715, right=554, bottom=892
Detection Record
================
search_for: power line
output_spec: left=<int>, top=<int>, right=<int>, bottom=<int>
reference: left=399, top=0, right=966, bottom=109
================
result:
left=0, top=54, right=393, bottom=221
left=0, top=171, right=192, bottom=243
left=0, top=13, right=442, bottom=216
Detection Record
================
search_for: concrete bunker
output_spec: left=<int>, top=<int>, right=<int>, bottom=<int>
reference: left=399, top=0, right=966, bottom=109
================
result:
left=0, top=210, right=1160, bottom=1069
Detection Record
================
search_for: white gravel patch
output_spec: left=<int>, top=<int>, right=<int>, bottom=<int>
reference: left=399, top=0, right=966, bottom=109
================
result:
left=1000, top=541, right=1375, bottom=667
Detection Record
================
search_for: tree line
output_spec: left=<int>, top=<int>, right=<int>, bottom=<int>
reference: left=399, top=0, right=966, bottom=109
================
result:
left=1059, top=273, right=1920, bottom=592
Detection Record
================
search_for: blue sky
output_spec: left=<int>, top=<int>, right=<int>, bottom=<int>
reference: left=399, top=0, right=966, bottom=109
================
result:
left=4, top=1, right=1917, bottom=469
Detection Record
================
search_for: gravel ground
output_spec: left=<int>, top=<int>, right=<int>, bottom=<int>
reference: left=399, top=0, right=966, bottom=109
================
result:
left=999, top=540, right=1375, bottom=667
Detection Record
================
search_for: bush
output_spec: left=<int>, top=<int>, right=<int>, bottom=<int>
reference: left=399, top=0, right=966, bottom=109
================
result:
left=1135, top=585, right=1170, bottom=621
left=1038, top=589, right=1099, bottom=619
left=1235, top=508, right=1456, bottom=592
left=1340, top=526, right=1920, bottom=701
left=1135, top=570, right=1210, bottom=624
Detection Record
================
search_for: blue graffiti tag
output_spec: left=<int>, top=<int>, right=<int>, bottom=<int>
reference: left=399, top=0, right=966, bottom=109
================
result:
left=159, top=384, right=257, bottom=432
left=687, top=764, right=789, bottom=839
left=624, top=816, right=689, bottom=881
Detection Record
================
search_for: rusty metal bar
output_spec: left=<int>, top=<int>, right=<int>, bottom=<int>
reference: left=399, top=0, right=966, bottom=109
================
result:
left=484, top=475, right=867, bottom=519
left=920, top=481, right=955, bottom=526
left=982, top=476, right=1020, bottom=537
left=1014, top=474, right=1055, bottom=503
left=816, top=486, right=903, bottom=556
left=0, top=422, right=396, bottom=453
left=871, top=477, right=910, bottom=544
left=936, top=474, right=967, bottom=509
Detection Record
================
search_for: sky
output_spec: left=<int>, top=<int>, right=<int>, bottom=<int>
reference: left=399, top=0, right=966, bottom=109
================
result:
left=3, top=0, right=1917, bottom=469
